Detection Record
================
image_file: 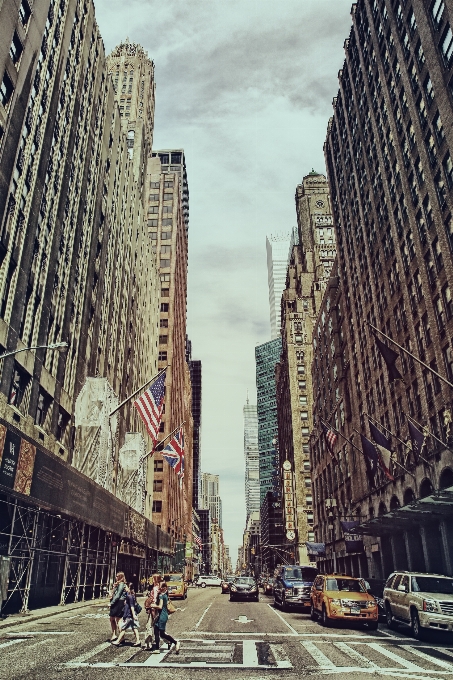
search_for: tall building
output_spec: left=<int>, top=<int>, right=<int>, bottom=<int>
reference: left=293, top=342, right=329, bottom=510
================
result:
left=243, top=400, right=260, bottom=519
left=186, top=337, right=202, bottom=510
left=146, top=152, right=193, bottom=546
left=255, top=338, right=281, bottom=504
left=152, top=149, right=189, bottom=234
left=197, top=508, right=211, bottom=574
left=0, top=0, right=168, bottom=613
left=276, top=171, right=336, bottom=564
left=319, top=0, right=453, bottom=578
left=266, top=233, right=292, bottom=339
left=200, top=472, right=222, bottom=527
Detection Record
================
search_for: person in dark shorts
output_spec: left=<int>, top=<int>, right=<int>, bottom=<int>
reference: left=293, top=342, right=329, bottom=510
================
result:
left=109, top=572, right=127, bottom=642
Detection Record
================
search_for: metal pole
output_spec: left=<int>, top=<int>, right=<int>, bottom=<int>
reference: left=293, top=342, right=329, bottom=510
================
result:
left=60, top=520, right=72, bottom=605
left=0, top=342, right=68, bottom=361
left=405, top=412, right=453, bottom=456
left=20, top=509, right=39, bottom=613
left=151, top=421, right=186, bottom=455
left=109, top=365, right=169, bottom=417
left=368, top=322, right=453, bottom=389
left=319, top=417, right=363, bottom=455
left=363, top=413, right=416, bottom=476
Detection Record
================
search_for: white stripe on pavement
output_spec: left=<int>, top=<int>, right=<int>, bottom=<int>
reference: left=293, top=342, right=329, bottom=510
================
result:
left=194, top=602, right=213, bottom=629
left=367, top=643, right=426, bottom=671
left=333, top=641, right=379, bottom=668
left=66, top=641, right=110, bottom=664
left=242, top=640, right=259, bottom=666
left=301, top=640, right=336, bottom=669
left=404, top=645, right=453, bottom=670
left=266, top=603, right=298, bottom=635
left=0, top=639, right=23, bottom=650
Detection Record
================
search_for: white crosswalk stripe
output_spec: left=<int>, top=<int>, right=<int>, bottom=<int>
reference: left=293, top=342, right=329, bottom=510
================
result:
left=301, top=639, right=453, bottom=677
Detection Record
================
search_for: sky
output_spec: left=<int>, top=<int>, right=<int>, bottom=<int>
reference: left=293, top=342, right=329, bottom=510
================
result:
left=94, top=0, right=353, bottom=558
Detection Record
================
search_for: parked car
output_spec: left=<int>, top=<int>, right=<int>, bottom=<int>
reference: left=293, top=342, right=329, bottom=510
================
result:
left=273, top=565, right=318, bottom=610
left=310, top=574, right=378, bottom=629
left=164, top=573, right=188, bottom=600
left=262, top=579, right=274, bottom=595
left=229, top=576, right=259, bottom=602
left=383, top=571, right=453, bottom=639
left=221, top=575, right=236, bottom=594
left=197, top=574, right=223, bottom=588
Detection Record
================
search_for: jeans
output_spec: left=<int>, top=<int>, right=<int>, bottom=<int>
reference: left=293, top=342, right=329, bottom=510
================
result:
left=153, top=624, right=177, bottom=649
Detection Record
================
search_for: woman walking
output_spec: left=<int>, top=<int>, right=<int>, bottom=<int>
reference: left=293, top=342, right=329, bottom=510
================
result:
left=109, top=572, right=127, bottom=642
left=150, top=582, right=180, bottom=654
left=144, top=573, right=162, bottom=650
left=113, top=583, right=141, bottom=647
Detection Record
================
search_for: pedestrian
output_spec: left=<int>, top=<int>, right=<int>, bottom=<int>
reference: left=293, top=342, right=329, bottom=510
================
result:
left=143, top=573, right=162, bottom=650
left=150, top=582, right=180, bottom=654
left=113, top=583, right=141, bottom=647
left=109, top=572, right=127, bottom=642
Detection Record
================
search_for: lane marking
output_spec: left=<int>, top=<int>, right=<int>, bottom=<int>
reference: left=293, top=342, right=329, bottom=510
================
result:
left=183, top=631, right=296, bottom=636
left=405, top=645, right=453, bottom=670
left=266, top=603, right=298, bottom=636
left=242, top=640, right=259, bottom=667
left=367, top=642, right=426, bottom=671
left=0, top=639, right=23, bottom=650
left=194, top=602, right=213, bottom=629
left=6, top=631, right=73, bottom=635
left=434, top=648, right=453, bottom=660
left=66, top=641, right=111, bottom=664
left=333, top=641, right=379, bottom=669
left=301, top=640, right=336, bottom=669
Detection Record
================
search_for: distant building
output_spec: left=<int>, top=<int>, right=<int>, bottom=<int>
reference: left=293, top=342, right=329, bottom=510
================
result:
left=200, top=472, right=222, bottom=527
left=255, top=338, right=282, bottom=504
left=260, top=491, right=284, bottom=574
left=186, top=338, right=202, bottom=510
left=266, top=233, right=292, bottom=339
left=197, top=509, right=211, bottom=574
left=243, top=401, right=260, bottom=519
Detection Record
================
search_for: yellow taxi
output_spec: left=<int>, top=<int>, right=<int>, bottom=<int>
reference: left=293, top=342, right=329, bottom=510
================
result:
left=164, top=573, right=188, bottom=600
left=310, top=574, right=378, bottom=629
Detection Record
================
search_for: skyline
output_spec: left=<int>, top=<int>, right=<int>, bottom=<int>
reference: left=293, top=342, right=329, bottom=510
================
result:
left=94, top=0, right=354, bottom=551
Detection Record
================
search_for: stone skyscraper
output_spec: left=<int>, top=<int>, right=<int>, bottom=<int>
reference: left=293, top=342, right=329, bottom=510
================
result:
left=201, top=472, right=222, bottom=527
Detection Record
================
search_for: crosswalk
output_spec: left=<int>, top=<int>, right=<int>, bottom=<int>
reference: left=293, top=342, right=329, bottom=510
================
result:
left=301, top=639, right=453, bottom=677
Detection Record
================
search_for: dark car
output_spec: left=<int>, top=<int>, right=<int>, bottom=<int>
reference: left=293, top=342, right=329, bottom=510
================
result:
left=273, top=565, right=318, bottom=611
left=229, top=577, right=259, bottom=602
left=221, top=575, right=236, bottom=594
left=262, top=579, right=274, bottom=595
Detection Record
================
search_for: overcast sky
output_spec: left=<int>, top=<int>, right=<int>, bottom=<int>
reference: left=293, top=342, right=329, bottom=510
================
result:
left=95, top=0, right=353, bottom=559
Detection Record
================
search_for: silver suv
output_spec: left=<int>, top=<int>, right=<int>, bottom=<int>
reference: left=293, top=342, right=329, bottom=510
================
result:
left=383, top=571, right=453, bottom=639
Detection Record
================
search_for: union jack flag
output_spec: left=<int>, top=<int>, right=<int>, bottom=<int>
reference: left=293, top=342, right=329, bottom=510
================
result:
left=133, top=371, right=166, bottom=444
left=162, top=427, right=184, bottom=476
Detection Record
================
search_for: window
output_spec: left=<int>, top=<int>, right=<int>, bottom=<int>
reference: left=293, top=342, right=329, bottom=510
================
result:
left=160, top=319, right=168, bottom=328
left=416, top=41, right=425, bottom=68
left=297, top=364, right=306, bottom=374
left=149, top=194, right=159, bottom=202
left=162, top=218, right=172, bottom=226
left=153, top=479, right=163, bottom=492
left=162, top=206, right=172, bottom=213
left=163, top=193, right=173, bottom=201
left=300, top=396, right=308, bottom=405
left=154, top=459, right=163, bottom=472
left=10, top=32, right=23, bottom=64
left=431, top=0, right=445, bottom=27
left=433, top=237, right=444, bottom=270
left=443, top=284, right=453, bottom=319
left=434, top=296, right=446, bottom=330
left=433, top=112, right=445, bottom=144
left=150, top=181, right=160, bottom=188
left=160, top=273, right=170, bottom=282
left=161, top=231, right=171, bottom=240
left=442, top=26, right=453, bottom=67
left=301, top=411, right=309, bottom=420
left=444, top=152, right=453, bottom=188
left=148, top=219, right=158, bottom=227
left=19, top=0, right=31, bottom=26
left=0, top=71, right=14, bottom=107
left=435, top=171, right=446, bottom=206
left=409, top=10, right=417, bottom=35
left=161, top=288, right=169, bottom=297
left=8, top=364, right=29, bottom=409
left=425, top=249, right=436, bottom=286
left=159, top=335, right=167, bottom=344
left=35, top=389, right=51, bottom=427
left=443, top=344, right=453, bottom=381
left=152, top=500, right=162, bottom=513
left=160, top=259, right=170, bottom=268
left=158, top=351, right=167, bottom=361
left=424, top=76, right=435, bottom=105
left=299, top=380, right=306, bottom=390
left=160, top=303, right=169, bottom=312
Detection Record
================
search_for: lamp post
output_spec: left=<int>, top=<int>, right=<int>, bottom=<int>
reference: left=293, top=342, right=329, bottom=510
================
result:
left=0, top=341, right=68, bottom=361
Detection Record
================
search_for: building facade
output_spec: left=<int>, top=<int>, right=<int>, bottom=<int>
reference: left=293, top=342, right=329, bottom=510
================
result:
left=0, top=0, right=168, bottom=613
left=255, top=338, right=281, bottom=504
left=321, top=0, right=453, bottom=578
left=197, top=508, right=211, bottom=574
left=200, top=472, right=222, bottom=527
left=266, top=233, right=292, bottom=340
left=187, top=339, right=202, bottom=511
left=146, top=152, right=193, bottom=549
left=243, top=400, right=260, bottom=519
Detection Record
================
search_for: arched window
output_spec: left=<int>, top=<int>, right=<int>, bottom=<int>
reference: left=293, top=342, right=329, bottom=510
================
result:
left=390, top=495, right=401, bottom=511
left=403, top=487, right=416, bottom=505
left=378, top=502, right=387, bottom=516
left=439, top=467, right=453, bottom=490
left=419, top=478, right=434, bottom=499
left=369, top=505, right=375, bottom=519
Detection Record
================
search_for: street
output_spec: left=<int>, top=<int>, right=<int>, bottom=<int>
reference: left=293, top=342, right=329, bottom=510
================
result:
left=2, top=587, right=453, bottom=679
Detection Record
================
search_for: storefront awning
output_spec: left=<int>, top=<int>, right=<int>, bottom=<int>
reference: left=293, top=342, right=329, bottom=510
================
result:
left=351, top=485, right=453, bottom=536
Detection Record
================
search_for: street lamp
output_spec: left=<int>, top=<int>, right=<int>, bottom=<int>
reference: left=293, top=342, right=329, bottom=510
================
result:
left=0, top=342, right=68, bottom=361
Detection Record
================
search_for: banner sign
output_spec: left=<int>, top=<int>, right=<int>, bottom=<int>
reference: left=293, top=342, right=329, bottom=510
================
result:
left=340, top=520, right=364, bottom=553
left=306, top=542, right=326, bottom=556
left=0, top=418, right=171, bottom=552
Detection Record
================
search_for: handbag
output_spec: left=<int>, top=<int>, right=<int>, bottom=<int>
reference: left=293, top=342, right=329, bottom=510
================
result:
left=135, top=602, right=142, bottom=614
left=167, top=599, right=176, bottom=614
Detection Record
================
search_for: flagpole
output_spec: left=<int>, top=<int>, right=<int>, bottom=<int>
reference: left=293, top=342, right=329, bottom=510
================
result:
left=368, top=322, right=453, bottom=389
left=319, top=418, right=363, bottom=456
left=405, top=412, right=453, bottom=458
left=109, top=365, right=169, bottom=417
left=362, top=415, right=415, bottom=477
left=144, top=421, right=186, bottom=459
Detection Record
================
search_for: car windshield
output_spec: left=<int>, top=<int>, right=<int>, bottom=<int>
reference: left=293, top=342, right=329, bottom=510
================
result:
left=285, top=567, right=318, bottom=581
left=225, top=575, right=236, bottom=581
left=167, top=575, right=183, bottom=581
left=411, top=576, right=453, bottom=594
left=326, top=578, right=366, bottom=593
left=235, top=578, right=255, bottom=585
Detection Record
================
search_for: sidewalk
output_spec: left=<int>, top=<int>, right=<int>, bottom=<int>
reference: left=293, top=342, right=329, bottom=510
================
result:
left=0, top=597, right=109, bottom=632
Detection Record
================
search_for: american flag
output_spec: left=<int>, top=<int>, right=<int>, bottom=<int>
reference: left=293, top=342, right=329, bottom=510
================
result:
left=194, top=535, right=202, bottom=549
left=162, top=427, right=184, bottom=475
left=321, top=421, right=338, bottom=459
left=133, top=371, right=166, bottom=443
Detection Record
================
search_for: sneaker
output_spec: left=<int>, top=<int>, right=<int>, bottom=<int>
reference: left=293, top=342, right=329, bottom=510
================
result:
left=151, top=649, right=161, bottom=654
left=175, top=641, right=180, bottom=655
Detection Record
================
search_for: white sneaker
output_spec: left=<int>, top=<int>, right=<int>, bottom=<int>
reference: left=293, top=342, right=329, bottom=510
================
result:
left=175, top=640, right=180, bottom=655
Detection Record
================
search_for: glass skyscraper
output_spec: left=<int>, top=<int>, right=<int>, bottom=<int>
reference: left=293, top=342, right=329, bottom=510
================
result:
left=266, top=233, right=291, bottom=339
left=255, top=338, right=281, bottom=504
left=243, top=402, right=260, bottom=520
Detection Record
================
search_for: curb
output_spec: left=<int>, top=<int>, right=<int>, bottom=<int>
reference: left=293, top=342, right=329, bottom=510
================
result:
left=0, top=598, right=109, bottom=631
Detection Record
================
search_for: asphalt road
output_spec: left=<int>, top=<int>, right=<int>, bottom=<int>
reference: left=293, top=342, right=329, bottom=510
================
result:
left=2, top=586, right=453, bottom=679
